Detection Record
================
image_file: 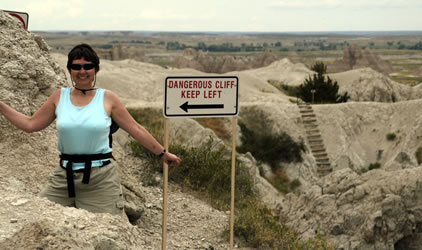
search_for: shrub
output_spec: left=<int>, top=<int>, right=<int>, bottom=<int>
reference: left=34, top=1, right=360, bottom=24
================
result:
left=359, top=168, right=369, bottom=175
left=237, top=121, right=304, bottom=171
left=386, top=133, right=397, bottom=141
left=233, top=199, right=294, bottom=248
left=298, top=62, right=350, bottom=103
left=232, top=199, right=333, bottom=249
left=289, top=178, right=302, bottom=190
left=368, top=162, right=381, bottom=170
left=269, top=168, right=291, bottom=193
left=168, top=140, right=256, bottom=208
left=266, top=172, right=302, bottom=194
left=416, top=147, right=422, bottom=165
left=238, top=107, right=305, bottom=194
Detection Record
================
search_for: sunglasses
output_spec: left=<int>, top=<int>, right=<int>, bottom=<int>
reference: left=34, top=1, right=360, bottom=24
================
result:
left=70, top=63, right=96, bottom=71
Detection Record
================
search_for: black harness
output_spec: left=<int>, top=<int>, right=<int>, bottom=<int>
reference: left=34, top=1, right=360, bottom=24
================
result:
left=60, top=120, right=119, bottom=198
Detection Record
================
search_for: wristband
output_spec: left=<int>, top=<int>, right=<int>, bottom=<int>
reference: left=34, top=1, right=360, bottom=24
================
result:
left=158, top=149, right=166, bottom=158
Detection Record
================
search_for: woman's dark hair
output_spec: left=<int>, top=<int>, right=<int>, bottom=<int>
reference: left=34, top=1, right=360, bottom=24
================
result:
left=66, top=44, right=100, bottom=72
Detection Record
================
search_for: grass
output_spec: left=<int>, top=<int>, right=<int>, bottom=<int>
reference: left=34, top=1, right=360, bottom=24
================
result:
left=268, top=169, right=301, bottom=193
left=267, top=79, right=300, bottom=97
left=127, top=107, right=164, bottom=140
left=390, top=75, right=422, bottom=86
left=193, top=118, right=232, bottom=141
left=128, top=107, right=333, bottom=249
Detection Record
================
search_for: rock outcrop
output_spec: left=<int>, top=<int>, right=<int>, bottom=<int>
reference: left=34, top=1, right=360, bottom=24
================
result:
left=245, top=58, right=313, bottom=86
left=0, top=11, right=68, bottom=195
left=329, top=44, right=393, bottom=75
left=0, top=11, right=235, bottom=250
left=173, top=48, right=278, bottom=73
left=332, top=67, right=422, bottom=102
left=280, top=168, right=422, bottom=249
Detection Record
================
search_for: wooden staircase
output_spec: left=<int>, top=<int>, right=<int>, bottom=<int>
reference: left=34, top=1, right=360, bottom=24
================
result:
left=298, top=102, right=333, bottom=176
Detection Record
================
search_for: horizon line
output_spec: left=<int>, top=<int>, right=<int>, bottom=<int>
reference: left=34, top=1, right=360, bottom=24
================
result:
left=33, top=30, right=422, bottom=35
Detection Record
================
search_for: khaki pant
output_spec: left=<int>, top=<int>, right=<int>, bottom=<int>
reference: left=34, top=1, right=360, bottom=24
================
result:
left=40, top=160, right=124, bottom=216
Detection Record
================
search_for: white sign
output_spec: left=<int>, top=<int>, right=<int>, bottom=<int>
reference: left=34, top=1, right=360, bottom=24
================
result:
left=4, top=10, right=29, bottom=30
left=164, top=76, right=239, bottom=117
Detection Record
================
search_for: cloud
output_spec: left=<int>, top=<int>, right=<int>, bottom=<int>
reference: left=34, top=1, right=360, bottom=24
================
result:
left=139, top=9, right=189, bottom=21
left=25, top=0, right=84, bottom=16
left=138, top=9, right=215, bottom=22
left=269, top=0, right=422, bottom=9
left=270, top=0, right=340, bottom=8
left=7, top=0, right=420, bottom=31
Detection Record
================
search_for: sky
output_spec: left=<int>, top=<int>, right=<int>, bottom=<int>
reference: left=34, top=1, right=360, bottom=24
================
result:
left=2, top=0, right=422, bottom=32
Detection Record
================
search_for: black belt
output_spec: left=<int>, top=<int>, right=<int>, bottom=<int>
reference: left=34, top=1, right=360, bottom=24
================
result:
left=61, top=160, right=111, bottom=173
left=59, top=152, right=113, bottom=198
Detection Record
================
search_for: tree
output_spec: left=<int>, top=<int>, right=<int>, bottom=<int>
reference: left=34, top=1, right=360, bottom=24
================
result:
left=298, top=62, right=350, bottom=103
left=311, top=61, right=327, bottom=74
left=409, top=41, right=422, bottom=50
left=197, top=42, right=207, bottom=51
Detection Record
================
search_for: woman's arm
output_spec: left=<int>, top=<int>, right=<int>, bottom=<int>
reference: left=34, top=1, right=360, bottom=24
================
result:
left=0, top=90, right=59, bottom=133
left=106, top=90, right=181, bottom=166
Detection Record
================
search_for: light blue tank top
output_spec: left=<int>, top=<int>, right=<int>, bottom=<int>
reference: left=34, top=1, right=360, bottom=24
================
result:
left=56, top=88, right=112, bottom=169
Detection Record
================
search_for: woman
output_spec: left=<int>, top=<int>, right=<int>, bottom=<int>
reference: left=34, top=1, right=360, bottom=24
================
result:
left=0, top=44, right=181, bottom=216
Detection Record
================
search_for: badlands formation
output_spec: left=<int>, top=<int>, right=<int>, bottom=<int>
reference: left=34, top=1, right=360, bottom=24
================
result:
left=2, top=10, right=422, bottom=249
left=329, top=44, right=394, bottom=75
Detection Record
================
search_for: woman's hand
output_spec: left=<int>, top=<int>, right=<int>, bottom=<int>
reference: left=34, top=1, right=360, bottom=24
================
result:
left=162, top=152, right=181, bottom=167
left=0, top=91, right=59, bottom=132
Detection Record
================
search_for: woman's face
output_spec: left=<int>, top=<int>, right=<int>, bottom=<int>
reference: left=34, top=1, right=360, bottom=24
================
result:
left=69, top=57, right=96, bottom=87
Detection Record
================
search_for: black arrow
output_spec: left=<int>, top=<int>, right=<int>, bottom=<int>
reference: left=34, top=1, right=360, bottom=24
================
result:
left=180, top=101, right=224, bottom=112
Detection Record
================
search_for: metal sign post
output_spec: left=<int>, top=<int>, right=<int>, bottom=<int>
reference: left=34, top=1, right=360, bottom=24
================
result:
left=162, top=76, right=239, bottom=250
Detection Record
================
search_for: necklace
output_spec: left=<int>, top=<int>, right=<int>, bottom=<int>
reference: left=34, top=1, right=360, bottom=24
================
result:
left=74, top=87, right=96, bottom=95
